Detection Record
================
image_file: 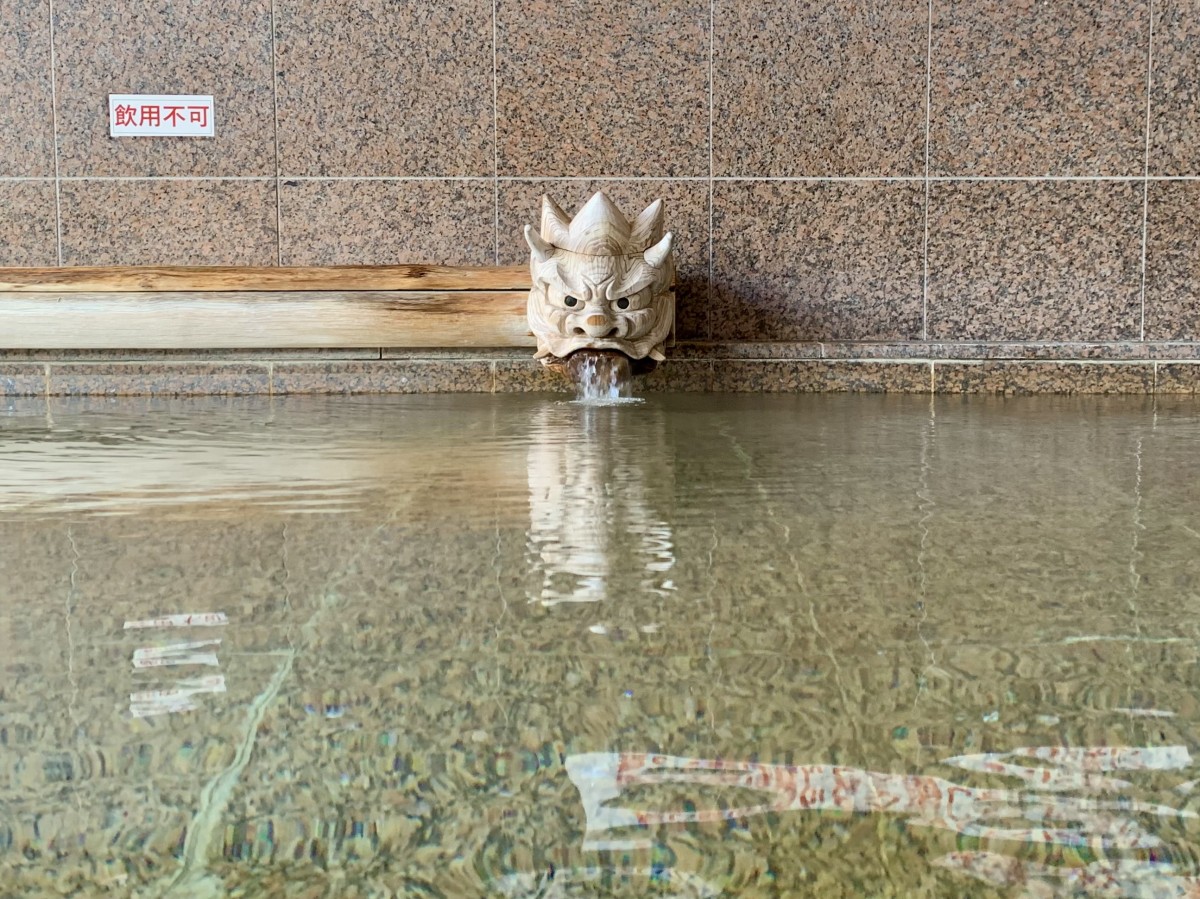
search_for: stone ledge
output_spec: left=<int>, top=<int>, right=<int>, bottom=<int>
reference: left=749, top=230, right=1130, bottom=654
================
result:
left=4, top=353, right=1200, bottom=396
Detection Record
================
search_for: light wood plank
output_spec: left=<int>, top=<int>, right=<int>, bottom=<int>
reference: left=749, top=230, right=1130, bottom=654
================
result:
left=0, top=291, right=535, bottom=349
left=0, top=265, right=532, bottom=293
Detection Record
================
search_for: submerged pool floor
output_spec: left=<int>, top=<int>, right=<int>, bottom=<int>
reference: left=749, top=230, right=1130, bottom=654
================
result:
left=3, top=393, right=1200, bottom=897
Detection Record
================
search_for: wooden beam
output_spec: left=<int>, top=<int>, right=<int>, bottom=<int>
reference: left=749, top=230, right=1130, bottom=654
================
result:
left=0, top=264, right=531, bottom=293
left=0, top=291, right=535, bottom=349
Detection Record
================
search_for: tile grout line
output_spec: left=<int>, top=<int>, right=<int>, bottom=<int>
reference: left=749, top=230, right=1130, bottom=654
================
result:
left=1138, top=0, right=1155, bottom=342
left=55, top=175, right=278, bottom=182
left=708, top=0, right=715, bottom=340
left=270, top=0, right=283, bottom=266
left=921, top=0, right=934, bottom=342
left=15, top=174, right=1200, bottom=183
left=492, top=0, right=499, bottom=264
left=47, top=0, right=62, bottom=265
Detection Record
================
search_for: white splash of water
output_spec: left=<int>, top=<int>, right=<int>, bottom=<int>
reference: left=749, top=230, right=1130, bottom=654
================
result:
left=570, top=351, right=642, bottom=405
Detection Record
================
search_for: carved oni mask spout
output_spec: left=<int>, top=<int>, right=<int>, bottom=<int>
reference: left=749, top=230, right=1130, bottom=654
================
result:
left=525, top=192, right=675, bottom=366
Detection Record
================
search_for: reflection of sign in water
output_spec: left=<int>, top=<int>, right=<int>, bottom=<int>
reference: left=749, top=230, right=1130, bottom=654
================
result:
left=125, top=612, right=228, bottom=630
left=129, top=674, right=226, bottom=718
left=566, top=747, right=1196, bottom=889
left=126, top=613, right=228, bottom=718
left=525, top=406, right=675, bottom=608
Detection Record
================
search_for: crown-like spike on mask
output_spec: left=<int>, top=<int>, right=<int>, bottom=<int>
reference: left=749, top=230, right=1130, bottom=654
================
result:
left=629, top=199, right=665, bottom=249
left=538, top=191, right=637, bottom=256
left=539, top=195, right=573, bottom=248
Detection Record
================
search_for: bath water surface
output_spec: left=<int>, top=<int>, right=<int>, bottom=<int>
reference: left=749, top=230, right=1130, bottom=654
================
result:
left=3, top=393, right=1200, bottom=897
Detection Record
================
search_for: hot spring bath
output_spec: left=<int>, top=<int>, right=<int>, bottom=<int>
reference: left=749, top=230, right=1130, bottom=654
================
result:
left=3, top=393, right=1200, bottom=897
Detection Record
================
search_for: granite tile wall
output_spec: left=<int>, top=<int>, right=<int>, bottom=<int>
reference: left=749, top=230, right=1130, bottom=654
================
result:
left=3, top=0, right=1200, bottom=390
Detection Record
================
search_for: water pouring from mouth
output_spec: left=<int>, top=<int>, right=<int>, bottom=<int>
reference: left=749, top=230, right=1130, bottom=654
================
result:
left=566, top=350, right=639, bottom=404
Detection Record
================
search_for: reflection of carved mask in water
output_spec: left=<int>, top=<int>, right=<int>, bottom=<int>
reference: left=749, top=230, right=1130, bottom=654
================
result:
left=525, top=406, right=675, bottom=608
left=525, top=192, right=675, bottom=365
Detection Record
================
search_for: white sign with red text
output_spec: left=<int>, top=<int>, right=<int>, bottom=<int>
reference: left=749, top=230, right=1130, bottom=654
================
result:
left=109, top=94, right=214, bottom=137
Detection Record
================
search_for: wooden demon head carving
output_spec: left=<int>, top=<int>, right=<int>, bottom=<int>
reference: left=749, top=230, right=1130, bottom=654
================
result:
left=525, top=192, right=675, bottom=364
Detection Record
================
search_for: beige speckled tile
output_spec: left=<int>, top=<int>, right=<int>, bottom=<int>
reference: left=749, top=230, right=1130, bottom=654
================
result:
left=712, top=181, right=924, bottom=341
left=276, top=0, right=493, bottom=176
left=497, top=180, right=710, bottom=339
left=0, top=364, right=47, bottom=397
left=1145, top=181, right=1200, bottom=340
left=671, top=342, right=823, bottom=360
left=713, top=0, right=926, bottom=177
left=496, top=0, right=709, bottom=177
left=381, top=347, right=528, bottom=361
left=272, top=360, right=493, bottom=394
left=279, top=179, right=495, bottom=265
left=492, top=360, right=572, bottom=393
left=48, top=363, right=271, bottom=395
left=927, top=181, right=1143, bottom=341
left=820, top=342, right=1150, bottom=360
left=712, top=360, right=931, bottom=393
left=59, top=179, right=277, bottom=265
left=1, top=0, right=54, bottom=176
left=638, top=360, right=711, bottom=392
left=934, top=362, right=1154, bottom=394
left=929, top=0, right=1148, bottom=176
left=0, top=180, right=58, bottom=265
left=53, top=0, right=275, bottom=176
left=1149, top=0, right=1200, bottom=175
left=1155, top=363, right=1200, bottom=393
left=1148, top=344, right=1200, bottom=361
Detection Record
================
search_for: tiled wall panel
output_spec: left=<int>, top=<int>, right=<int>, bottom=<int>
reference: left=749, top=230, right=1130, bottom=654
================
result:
left=53, top=0, right=276, bottom=177
left=712, top=181, right=924, bottom=342
left=714, top=0, right=927, bottom=177
left=0, top=0, right=55, bottom=177
left=4, top=0, right=1200, bottom=379
left=927, top=181, right=1143, bottom=341
left=495, top=0, right=709, bottom=177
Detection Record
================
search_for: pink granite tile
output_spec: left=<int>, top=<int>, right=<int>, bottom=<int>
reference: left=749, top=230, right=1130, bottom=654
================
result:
left=272, top=360, right=493, bottom=394
left=1, top=0, right=54, bottom=176
left=712, top=360, right=930, bottom=392
left=930, top=0, right=1149, bottom=176
left=934, top=361, right=1154, bottom=394
left=53, top=0, right=275, bottom=176
left=48, top=362, right=271, bottom=395
left=497, top=180, right=709, bottom=339
left=927, top=181, right=1143, bottom=341
left=59, top=179, right=277, bottom=265
left=0, top=364, right=47, bottom=396
left=276, top=0, right=493, bottom=176
left=0, top=181, right=58, bottom=265
left=280, top=180, right=494, bottom=265
left=496, top=0, right=709, bottom=177
left=712, top=181, right=924, bottom=341
left=1149, top=0, right=1200, bottom=174
left=714, top=0, right=926, bottom=177
left=1145, top=181, right=1200, bottom=340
